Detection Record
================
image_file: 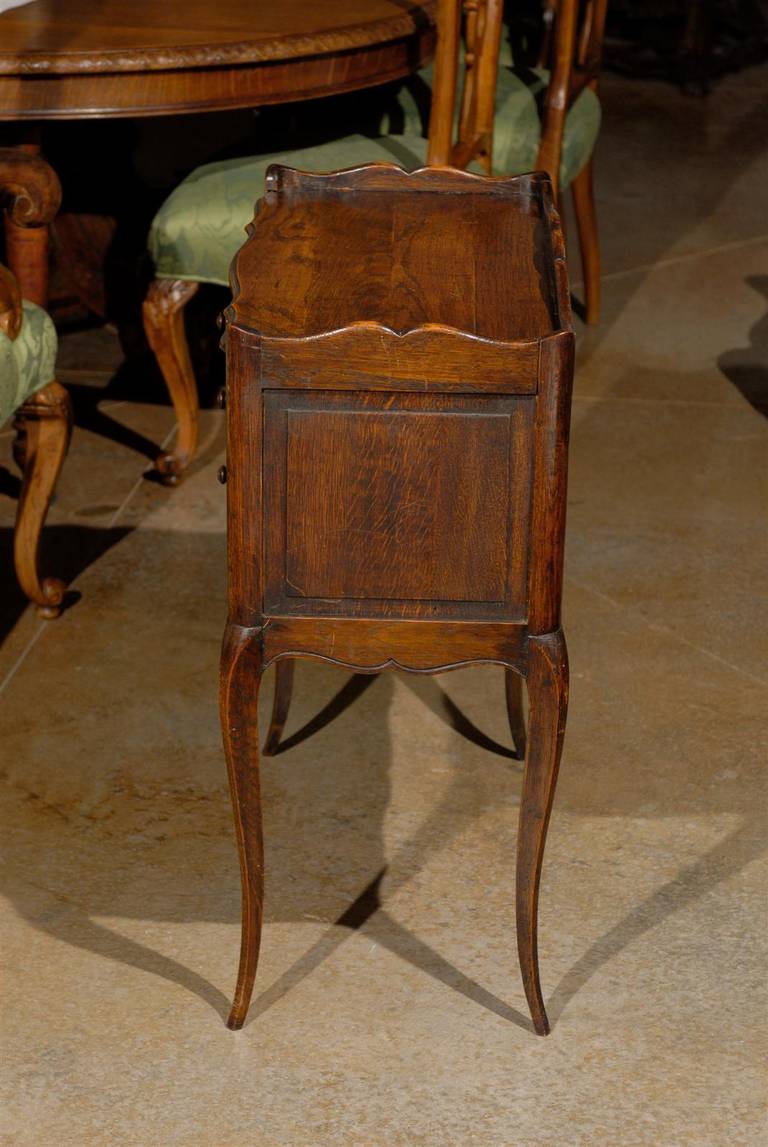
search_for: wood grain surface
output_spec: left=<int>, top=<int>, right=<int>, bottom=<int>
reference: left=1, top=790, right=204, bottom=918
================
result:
left=221, top=158, right=575, bottom=1035
left=0, top=0, right=436, bottom=118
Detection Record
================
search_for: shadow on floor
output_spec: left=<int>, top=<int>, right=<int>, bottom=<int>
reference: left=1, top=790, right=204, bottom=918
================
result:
left=1, top=639, right=540, bottom=1033
left=0, top=523, right=132, bottom=643
left=718, top=274, right=768, bottom=416
left=3, top=624, right=765, bottom=1037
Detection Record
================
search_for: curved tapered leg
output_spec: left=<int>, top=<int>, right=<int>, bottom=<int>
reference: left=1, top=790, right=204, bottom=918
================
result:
left=571, top=156, right=600, bottom=325
left=142, top=277, right=200, bottom=485
left=505, top=668, right=527, bottom=760
left=262, top=659, right=295, bottom=757
left=516, top=630, right=568, bottom=1035
left=220, top=621, right=265, bottom=1030
left=12, top=381, right=73, bottom=618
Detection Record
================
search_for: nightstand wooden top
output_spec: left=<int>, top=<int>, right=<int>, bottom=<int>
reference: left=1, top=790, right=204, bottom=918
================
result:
left=230, top=164, right=571, bottom=347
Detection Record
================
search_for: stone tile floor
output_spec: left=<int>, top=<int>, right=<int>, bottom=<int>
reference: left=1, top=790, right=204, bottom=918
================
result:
left=1, top=67, right=766, bottom=1146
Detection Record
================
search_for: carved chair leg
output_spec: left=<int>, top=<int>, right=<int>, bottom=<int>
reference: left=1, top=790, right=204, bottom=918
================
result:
left=220, top=622, right=266, bottom=1030
left=12, top=381, right=73, bottom=618
left=516, top=630, right=568, bottom=1035
left=570, top=156, right=600, bottom=325
left=262, top=659, right=295, bottom=757
left=142, top=278, right=200, bottom=485
left=505, top=668, right=527, bottom=760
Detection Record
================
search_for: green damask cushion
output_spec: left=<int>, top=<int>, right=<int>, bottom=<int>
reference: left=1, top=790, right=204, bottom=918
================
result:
left=149, top=68, right=600, bottom=288
left=149, top=134, right=427, bottom=287
left=0, top=300, right=58, bottom=428
left=382, top=64, right=600, bottom=187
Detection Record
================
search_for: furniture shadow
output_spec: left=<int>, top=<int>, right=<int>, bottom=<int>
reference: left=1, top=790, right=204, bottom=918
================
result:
left=547, top=814, right=764, bottom=1024
left=1, top=651, right=534, bottom=1033
left=0, top=522, right=131, bottom=643
left=2, top=626, right=763, bottom=1035
left=717, top=274, right=768, bottom=417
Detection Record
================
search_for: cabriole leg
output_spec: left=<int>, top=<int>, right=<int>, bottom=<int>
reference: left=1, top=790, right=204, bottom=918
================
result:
left=505, top=668, right=527, bottom=760
left=263, top=659, right=295, bottom=757
left=220, top=621, right=266, bottom=1030
left=142, top=277, right=200, bottom=484
left=13, top=380, right=73, bottom=618
left=516, top=630, right=568, bottom=1035
left=571, top=156, right=601, bottom=325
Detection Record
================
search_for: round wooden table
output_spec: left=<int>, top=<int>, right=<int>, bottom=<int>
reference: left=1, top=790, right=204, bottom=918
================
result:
left=0, top=0, right=436, bottom=119
left=0, top=0, right=436, bottom=301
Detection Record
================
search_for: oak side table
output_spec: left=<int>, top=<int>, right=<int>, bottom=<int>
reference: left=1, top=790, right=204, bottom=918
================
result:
left=221, top=163, right=574, bottom=1036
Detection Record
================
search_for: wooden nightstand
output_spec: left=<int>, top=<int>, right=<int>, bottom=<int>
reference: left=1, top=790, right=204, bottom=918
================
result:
left=221, top=162, right=574, bottom=1036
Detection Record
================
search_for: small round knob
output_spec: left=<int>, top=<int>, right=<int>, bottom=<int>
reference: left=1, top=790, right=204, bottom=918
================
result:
left=217, top=465, right=228, bottom=485
left=216, top=386, right=226, bottom=409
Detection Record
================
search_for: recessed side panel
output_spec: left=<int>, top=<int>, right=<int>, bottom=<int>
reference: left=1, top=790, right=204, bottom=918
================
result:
left=263, top=390, right=534, bottom=620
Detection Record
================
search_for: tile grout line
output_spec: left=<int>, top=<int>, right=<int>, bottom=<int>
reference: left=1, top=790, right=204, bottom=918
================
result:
left=0, top=622, right=47, bottom=700
left=106, top=422, right=177, bottom=531
left=568, top=576, right=768, bottom=687
left=569, top=231, right=768, bottom=291
left=571, top=396, right=752, bottom=408
left=0, top=421, right=178, bottom=698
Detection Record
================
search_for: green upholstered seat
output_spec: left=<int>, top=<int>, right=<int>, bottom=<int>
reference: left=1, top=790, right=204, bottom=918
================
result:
left=0, top=300, right=58, bottom=428
left=149, top=134, right=428, bottom=287
left=149, top=67, right=600, bottom=288
left=381, top=65, right=600, bottom=187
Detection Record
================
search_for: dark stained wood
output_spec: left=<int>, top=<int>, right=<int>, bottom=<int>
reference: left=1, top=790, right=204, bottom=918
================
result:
left=527, top=330, right=575, bottom=635
left=0, top=0, right=436, bottom=120
left=505, top=668, right=527, bottom=759
left=262, top=660, right=295, bottom=757
left=281, top=402, right=510, bottom=603
left=221, top=161, right=575, bottom=1035
left=516, top=628, right=568, bottom=1035
left=262, top=391, right=533, bottom=621
left=261, top=618, right=530, bottom=674
left=219, top=621, right=265, bottom=1031
left=234, top=171, right=560, bottom=342
left=255, top=324, right=541, bottom=393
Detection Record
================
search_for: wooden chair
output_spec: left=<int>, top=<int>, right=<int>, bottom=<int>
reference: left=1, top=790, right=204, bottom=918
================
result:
left=142, top=0, right=508, bottom=484
left=1, top=151, right=72, bottom=618
left=396, top=0, right=607, bottom=321
left=145, top=0, right=603, bottom=485
left=536, top=0, right=607, bottom=325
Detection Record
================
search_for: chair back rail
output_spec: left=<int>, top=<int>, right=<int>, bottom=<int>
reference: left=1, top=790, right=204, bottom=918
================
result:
left=427, top=0, right=504, bottom=173
left=538, top=0, right=608, bottom=191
